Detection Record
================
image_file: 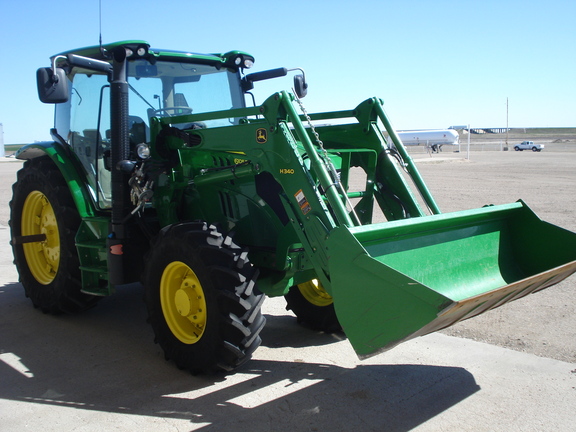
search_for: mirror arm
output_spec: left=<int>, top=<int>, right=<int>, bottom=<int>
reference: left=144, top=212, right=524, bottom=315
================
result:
left=51, top=56, right=67, bottom=81
left=287, top=67, right=306, bottom=83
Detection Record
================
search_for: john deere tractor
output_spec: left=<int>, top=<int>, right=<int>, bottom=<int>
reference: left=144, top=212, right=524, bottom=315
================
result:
left=11, top=41, right=576, bottom=373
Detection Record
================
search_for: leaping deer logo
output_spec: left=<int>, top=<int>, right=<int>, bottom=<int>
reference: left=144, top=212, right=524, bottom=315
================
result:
left=256, top=128, right=267, bottom=144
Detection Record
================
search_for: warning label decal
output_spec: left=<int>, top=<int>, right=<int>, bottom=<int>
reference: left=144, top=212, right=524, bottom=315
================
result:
left=295, top=189, right=311, bottom=215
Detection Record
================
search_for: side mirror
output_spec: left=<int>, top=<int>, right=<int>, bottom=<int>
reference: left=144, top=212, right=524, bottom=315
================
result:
left=293, top=74, right=308, bottom=98
left=37, top=67, right=69, bottom=103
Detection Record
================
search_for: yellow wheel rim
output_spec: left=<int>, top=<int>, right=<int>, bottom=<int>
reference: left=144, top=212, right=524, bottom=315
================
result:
left=160, top=261, right=207, bottom=344
left=21, top=191, right=60, bottom=285
left=297, top=279, right=333, bottom=307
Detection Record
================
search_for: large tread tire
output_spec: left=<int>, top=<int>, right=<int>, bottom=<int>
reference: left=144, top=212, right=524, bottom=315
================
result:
left=144, top=221, right=266, bottom=374
left=10, top=157, right=99, bottom=314
left=285, top=282, right=342, bottom=333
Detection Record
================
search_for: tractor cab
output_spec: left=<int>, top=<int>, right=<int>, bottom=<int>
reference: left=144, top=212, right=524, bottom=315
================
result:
left=45, top=41, right=251, bottom=209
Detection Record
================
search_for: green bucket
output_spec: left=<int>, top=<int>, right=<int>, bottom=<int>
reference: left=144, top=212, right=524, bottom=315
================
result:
left=326, top=201, right=576, bottom=358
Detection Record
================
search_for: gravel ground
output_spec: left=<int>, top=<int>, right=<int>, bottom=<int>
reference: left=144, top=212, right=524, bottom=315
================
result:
left=412, top=144, right=576, bottom=363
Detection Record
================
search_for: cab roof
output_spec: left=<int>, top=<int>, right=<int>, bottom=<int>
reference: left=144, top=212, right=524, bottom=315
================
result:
left=54, top=40, right=255, bottom=70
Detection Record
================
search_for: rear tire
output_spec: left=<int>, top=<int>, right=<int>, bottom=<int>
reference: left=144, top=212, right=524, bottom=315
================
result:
left=144, top=222, right=265, bottom=374
left=285, top=280, right=342, bottom=333
left=10, top=157, right=99, bottom=314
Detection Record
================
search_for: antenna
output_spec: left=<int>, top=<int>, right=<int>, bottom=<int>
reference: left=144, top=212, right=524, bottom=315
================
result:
left=98, top=0, right=110, bottom=58
left=99, top=0, right=102, bottom=46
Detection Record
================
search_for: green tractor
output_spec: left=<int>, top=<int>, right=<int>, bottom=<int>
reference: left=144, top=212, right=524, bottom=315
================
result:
left=11, top=41, right=576, bottom=373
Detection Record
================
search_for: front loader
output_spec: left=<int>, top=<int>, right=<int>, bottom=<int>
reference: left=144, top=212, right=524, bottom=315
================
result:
left=11, top=41, right=576, bottom=373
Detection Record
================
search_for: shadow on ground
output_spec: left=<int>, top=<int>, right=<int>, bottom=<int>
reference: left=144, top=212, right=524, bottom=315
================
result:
left=0, top=282, right=480, bottom=431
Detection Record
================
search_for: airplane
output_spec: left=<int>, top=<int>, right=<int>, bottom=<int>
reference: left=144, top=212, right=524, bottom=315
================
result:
left=391, top=129, right=460, bottom=153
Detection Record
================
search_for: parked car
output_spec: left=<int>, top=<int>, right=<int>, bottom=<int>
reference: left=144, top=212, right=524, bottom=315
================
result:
left=514, top=141, right=544, bottom=152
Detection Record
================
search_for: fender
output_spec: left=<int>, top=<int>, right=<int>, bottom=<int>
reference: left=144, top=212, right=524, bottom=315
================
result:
left=16, top=141, right=98, bottom=218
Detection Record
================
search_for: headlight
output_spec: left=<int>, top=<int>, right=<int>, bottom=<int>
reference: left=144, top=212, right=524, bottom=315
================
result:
left=125, top=44, right=149, bottom=59
left=136, top=143, right=151, bottom=159
left=234, top=55, right=254, bottom=69
left=223, top=52, right=255, bottom=70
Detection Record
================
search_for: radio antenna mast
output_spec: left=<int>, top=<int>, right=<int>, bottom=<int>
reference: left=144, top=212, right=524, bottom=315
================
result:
left=99, top=0, right=102, bottom=46
left=98, top=0, right=109, bottom=58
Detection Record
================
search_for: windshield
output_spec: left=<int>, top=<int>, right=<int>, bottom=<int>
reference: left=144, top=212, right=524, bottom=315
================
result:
left=127, top=60, right=245, bottom=128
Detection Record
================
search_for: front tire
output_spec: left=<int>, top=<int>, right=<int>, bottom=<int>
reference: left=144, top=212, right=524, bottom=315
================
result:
left=144, top=222, right=266, bottom=373
left=10, top=157, right=99, bottom=314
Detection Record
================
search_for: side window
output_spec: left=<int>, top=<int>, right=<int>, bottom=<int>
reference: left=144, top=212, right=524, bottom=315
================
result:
left=68, top=72, right=112, bottom=208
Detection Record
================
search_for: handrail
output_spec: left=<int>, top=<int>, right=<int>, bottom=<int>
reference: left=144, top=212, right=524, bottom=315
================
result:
left=372, top=99, right=441, bottom=215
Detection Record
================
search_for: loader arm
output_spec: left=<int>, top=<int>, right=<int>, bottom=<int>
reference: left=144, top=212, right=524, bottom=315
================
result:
left=148, top=92, right=433, bottom=283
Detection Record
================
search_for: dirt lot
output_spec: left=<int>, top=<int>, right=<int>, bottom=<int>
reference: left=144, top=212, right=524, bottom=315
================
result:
left=411, top=143, right=576, bottom=363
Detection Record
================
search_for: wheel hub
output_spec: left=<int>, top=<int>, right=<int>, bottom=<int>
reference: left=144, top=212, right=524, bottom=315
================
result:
left=21, top=190, right=60, bottom=285
left=174, top=278, right=203, bottom=320
left=160, top=261, right=207, bottom=344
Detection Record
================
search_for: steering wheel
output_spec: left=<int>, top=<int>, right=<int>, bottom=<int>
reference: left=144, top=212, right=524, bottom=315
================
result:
left=152, top=107, right=193, bottom=117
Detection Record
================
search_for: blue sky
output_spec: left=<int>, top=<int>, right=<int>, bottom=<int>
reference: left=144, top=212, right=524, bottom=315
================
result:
left=1, top=0, right=574, bottom=144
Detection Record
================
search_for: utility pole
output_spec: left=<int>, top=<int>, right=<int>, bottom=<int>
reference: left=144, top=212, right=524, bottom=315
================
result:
left=0, top=123, right=4, bottom=157
left=505, top=97, right=509, bottom=151
left=467, top=124, right=470, bottom=160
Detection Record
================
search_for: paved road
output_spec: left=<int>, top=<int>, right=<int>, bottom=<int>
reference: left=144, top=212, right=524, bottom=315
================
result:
left=1, top=156, right=575, bottom=431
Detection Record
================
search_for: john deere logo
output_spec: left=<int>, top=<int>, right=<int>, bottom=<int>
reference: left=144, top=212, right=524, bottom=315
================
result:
left=256, top=128, right=267, bottom=143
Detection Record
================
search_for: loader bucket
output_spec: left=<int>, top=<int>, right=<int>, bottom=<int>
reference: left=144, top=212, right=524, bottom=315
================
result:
left=326, top=201, right=576, bottom=358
